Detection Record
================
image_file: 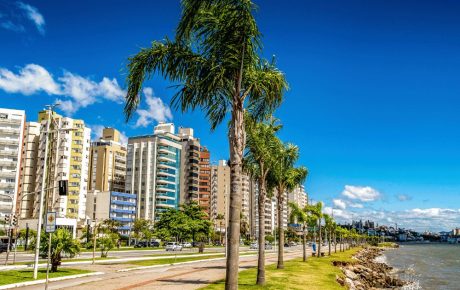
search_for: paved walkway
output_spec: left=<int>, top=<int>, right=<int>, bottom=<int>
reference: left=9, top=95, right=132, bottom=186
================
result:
left=18, top=248, right=306, bottom=290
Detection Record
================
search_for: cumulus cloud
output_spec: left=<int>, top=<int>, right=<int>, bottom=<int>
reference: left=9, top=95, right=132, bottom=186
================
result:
left=332, top=199, right=347, bottom=210
left=341, top=185, right=381, bottom=202
left=396, top=194, right=412, bottom=202
left=134, top=87, right=173, bottom=127
left=88, top=125, right=105, bottom=141
left=17, top=2, right=45, bottom=34
left=0, top=64, right=129, bottom=115
left=119, top=131, right=128, bottom=145
left=0, top=64, right=60, bottom=95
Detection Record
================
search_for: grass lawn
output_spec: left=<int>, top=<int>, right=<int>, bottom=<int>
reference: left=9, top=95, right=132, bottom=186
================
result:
left=0, top=268, right=92, bottom=286
left=128, top=252, right=256, bottom=267
left=202, top=247, right=361, bottom=290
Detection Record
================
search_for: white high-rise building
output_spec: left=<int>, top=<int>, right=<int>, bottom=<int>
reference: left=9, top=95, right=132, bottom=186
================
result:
left=33, top=110, right=91, bottom=220
left=0, top=108, right=25, bottom=217
left=125, top=123, right=182, bottom=222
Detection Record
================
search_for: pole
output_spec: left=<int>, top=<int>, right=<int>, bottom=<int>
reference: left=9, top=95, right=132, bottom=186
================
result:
left=24, top=223, right=29, bottom=251
left=4, top=225, right=11, bottom=265
left=34, top=107, right=52, bottom=279
left=45, top=232, right=52, bottom=290
left=13, top=226, right=18, bottom=264
left=92, top=220, right=97, bottom=264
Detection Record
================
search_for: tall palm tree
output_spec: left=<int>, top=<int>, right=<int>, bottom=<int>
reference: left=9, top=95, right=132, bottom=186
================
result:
left=244, top=116, right=281, bottom=285
left=216, top=213, right=225, bottom=244
left=123, top=1, right=288, bottom=288
left=288, top=202, right=314, bottom=262
left=323, top=214, right=334, bottom=256
left=268, top=143, right=307, bottom=269
left=309, top=202, right=323, bottom=257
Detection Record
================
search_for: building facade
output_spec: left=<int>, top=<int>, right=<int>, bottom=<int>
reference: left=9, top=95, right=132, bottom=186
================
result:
left=210, top=160, right=230, bottom=230
left=18, top=121, right=40, bottom=218
left=88, top=128, right=127, bottom=193
left=33, top=110, right=91, bottom=220
left=178, top=128, right=200, bottom=205
left=0, top=108, right=25, bottom=217
left=86, top=190, right=136, bottom=236
left=125, top=123, right=182, bottom=222
left=198, top=147, right=211, bottom=217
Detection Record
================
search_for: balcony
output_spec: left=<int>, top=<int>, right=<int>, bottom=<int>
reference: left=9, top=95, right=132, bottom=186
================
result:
left=157, top=155, right=176, bottom=163
left=0, top=171, right=16, bottom=178
left=156, top=186, right=175, bottom=193
left=158, top=148, right=176, bottom=155
left=156, top=203, right=175, bottom=208
left=157, top=163, right=176, bottom=171
left=157, top=195, right=175, bottom=201
left=0, top=160, right=15, bottom=166
left=0, top=183, right=15, bottom=189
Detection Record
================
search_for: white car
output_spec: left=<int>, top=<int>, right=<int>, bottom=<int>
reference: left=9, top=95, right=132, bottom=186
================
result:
left=165, top=242, right=182, bottom=251
left=181, top=242, right=192, bottom=248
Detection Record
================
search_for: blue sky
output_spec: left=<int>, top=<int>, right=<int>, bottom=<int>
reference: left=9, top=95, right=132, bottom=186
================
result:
left=1, top=0, right=460, bottom=231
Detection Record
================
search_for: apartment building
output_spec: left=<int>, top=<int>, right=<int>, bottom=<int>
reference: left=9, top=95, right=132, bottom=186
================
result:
left=198, top=147, right=211, bottom=217
left=178, top=128, right=200, bottom=205
left=86, top=190, right=136, bottom=236
left=33, top=110, right=91, bottom=220
left=210, top=160, right=230, bottom=230
left=88, top=128, right=127, bottom=193
left=0, top=109, right=25, bottom=217
left=125, top=123, right=182, bottom=222
left=18, top=122, right=40, bottom=218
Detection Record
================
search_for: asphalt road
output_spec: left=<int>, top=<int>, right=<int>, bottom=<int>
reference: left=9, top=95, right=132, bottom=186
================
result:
left=0, top=246, right=245, bottom=264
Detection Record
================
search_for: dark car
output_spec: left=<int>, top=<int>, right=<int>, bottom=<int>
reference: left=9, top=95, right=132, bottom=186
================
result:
left=149, top=241, right=160, bottom=247
left=0, top=242, right=8, bottom=253
left=134, top=241, right=148, bottom=248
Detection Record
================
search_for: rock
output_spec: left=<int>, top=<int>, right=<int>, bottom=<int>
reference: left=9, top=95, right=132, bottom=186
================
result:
left=345, top=277, right=356, bottom=290
left=336, top=275, right=345, bottom=286
left=344, top=269, right=358, bottom=280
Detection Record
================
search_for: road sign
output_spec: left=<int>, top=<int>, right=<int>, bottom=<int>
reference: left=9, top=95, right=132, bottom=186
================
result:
left=45, top=212, right=56, bottom=233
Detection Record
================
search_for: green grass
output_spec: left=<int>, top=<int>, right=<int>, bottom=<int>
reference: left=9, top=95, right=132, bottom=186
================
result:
left=202, top=248, right=361, bottom=290
left=378, top=242, right=398, bottom=248
left=128, top=252, right=255, bottom=267
left=0, top=268, right=92, bottom=286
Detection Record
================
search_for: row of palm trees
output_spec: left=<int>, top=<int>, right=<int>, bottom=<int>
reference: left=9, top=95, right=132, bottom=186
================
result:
left=121, top=0, right=361, bottom=288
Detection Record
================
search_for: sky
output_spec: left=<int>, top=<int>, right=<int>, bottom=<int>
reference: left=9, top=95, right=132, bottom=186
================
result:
left=1, top=0, right=460, bottom=232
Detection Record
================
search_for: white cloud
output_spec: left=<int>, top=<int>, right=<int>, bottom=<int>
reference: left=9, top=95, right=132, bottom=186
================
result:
left=134, top=87, right=173, bottom=128
left=119, top=131, right=128, bottom=145
left=348, top=202, right=364, bottom=208
left=1, top=20, right=25, bottom=32
left=17, top=2, right=45, bottom=34
left=332, top=199, right=346, bottom=210
left=396, top=194, right=412, bottom=202
left=88, top=125, right=105, bottom=141
left=341, top=185, right=381, bottom=202
left=0, top=64, right=60, bottom=95
left=0, top=64, right=128, bottom=115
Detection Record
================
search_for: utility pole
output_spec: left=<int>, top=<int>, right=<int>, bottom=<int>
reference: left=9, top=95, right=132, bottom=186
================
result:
left=33, top=106, right=53, bottom=279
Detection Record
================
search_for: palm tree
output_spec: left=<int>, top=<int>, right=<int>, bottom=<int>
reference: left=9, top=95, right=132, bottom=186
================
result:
left=40, top=228, right=80, bottom=272
left=288, top=202, right=311, bottom=262
left=244, top=116, right=281, bottom=285
left=268, top=143, right=307, bottom=269
left=309, top=202, right=323, bottom=257
left=124, top=1, right=288, bottom=288
left=216, top=213, right=225, bottom=244
left=323, top=214, right=334, bottom=256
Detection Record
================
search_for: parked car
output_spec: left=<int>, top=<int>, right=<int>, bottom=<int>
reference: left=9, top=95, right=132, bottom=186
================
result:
left=150, top=241, right=160, bottom=247
left=249, top=242, right=258, bottom=250
left=0, top=242, right=8, bottom=253
left=265, top=243, right=273, bottom=250
left=134, top=241, right=149, bottom=248
left=288, top=241, right=297, bottom=247
left=165, top=242, right=182, bottom=251
left=181, top=242, right=192, bottom=248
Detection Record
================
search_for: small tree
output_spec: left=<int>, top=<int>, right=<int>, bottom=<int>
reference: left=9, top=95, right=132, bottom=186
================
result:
left=40, top=229, right=80, bottom=272
left=97, top=233, right=117, bottom=258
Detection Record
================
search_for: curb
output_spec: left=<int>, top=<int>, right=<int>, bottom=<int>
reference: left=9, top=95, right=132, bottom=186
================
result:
left=0, top=271, right=104, bottom=290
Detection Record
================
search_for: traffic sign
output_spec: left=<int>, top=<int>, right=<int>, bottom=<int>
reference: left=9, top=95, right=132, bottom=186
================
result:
left=45, top=212, right=56, bottom=233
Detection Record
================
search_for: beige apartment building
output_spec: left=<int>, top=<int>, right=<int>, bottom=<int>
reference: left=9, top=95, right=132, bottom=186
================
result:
left=18, top=121, right=40, bottom=218
left=33, top=110, right=91, bottom=220
left=210, top=160, right=230, bottom=228
left=88, top=128, right=127, bottom=193
left=178, top=128, right=201, bottom=205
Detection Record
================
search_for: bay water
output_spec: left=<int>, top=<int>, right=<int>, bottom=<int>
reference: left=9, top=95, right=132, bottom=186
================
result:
left=384, top=243, right=460, bottom=290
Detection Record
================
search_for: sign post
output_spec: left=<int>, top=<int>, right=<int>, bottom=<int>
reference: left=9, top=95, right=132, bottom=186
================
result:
left=45, top=212, right=56, bottom=290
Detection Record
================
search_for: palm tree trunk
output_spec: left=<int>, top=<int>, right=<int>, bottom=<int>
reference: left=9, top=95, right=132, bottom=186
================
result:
left=256, top=177, right=266, bottom=285
left=317, top=220, right=322, bottom=258
left=225, top=101, right=245, bottom=290
left=334, top=231, right=337, bottom=253
left=328, top=229, right=331, bottom=256
left=277, top=189, right=285, bottom=269
left=302, top=225, right=306, bottom=262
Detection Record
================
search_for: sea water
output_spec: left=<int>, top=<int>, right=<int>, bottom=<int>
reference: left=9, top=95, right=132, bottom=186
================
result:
left=384, top=243, right=460, bottom=290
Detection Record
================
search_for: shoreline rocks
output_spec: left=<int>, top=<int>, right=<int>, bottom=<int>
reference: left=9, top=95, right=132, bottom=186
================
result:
left=335, top=247, right=407, bottom=290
